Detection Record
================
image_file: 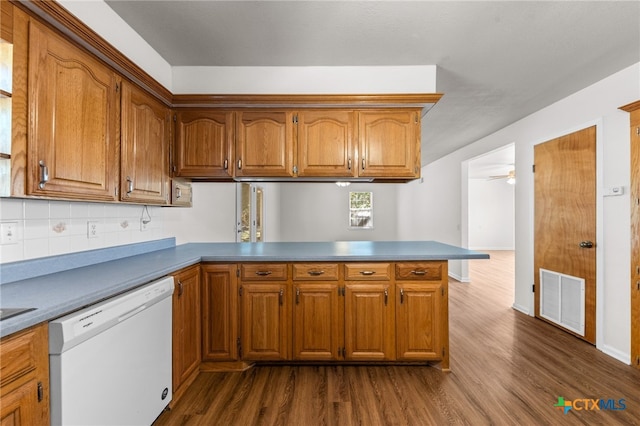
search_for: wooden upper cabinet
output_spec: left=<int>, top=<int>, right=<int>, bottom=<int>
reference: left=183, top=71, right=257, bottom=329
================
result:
left=358, top=109, right=420, bottom=179
left=174, top=110, right=234, bottom=178
left=120, top=81, right=170, bottom=204
left=27, top=21, right=118, bottom=201
left=235, top=110, right=295, bottom=177
left=297, top=110, right=356, bottom=177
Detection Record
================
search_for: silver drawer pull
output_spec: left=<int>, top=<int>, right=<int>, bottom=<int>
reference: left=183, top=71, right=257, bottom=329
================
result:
left=411, top=270, right=426, bottom=276
left=38, top=160, right=49, bottom=189
left=126, top=176, right=133, bottom=195
left=308, top=270, right=325, bottom=276
left=255, top=270, right=272, bottom=276
left=360, top=270, right=376, bottom=276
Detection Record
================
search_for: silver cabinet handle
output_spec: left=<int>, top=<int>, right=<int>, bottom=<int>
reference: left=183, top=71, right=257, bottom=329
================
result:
left=126, top=176, right=133, bottom=195
left=279, top=288, right=284, bottom=306
left=224, top=159, right=228, bottom=170
left=360, top=270, right=376, bottom=276
left=348, top=158, right=352, bottom=170
left=411, top=270, right=426, bottom=276
left=38, top=160, right=49, bottom=189
left=307, top=270, right=325, bottom=276
left=579, top=241, right=594, bottom=249
left=255, top=270, right=272, bottom=276
left=237, top=159, right=242, bottom=170
left=175, top=186, right=182, bottom=199
left=400, top=288, right=404, bottom=304
left=384, top=288, right=388, bottom=306
left=295, top=287, right=300, bottom=304
left=177, top=280, right=184, bottom=297
left=362, top=158, right=365, bottom=170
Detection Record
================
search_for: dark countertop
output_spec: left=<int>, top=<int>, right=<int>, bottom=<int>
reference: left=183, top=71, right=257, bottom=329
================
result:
left=0, top=240, right=488, bottom=338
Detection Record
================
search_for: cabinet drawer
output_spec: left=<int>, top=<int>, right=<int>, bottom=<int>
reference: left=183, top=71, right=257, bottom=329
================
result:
left=293, top=263, right=339, bottom=281
left=344, top=263, right=391, bottom=280
left=395, top=262, right=444, bottom=281
left=0, top=326, right=40, bottom=387
left=241, top=263, right=288, bottom=281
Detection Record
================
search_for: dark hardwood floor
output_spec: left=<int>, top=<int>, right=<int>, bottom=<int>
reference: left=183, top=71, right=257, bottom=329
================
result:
left=154, top=251, right=640, bottom=425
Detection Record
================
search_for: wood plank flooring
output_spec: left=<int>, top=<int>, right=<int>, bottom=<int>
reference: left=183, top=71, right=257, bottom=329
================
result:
left=154, top=251, right=640, bottom=425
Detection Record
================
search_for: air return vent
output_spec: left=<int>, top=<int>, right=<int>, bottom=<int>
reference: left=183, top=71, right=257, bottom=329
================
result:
left=539, top=269, right=585, bottom=336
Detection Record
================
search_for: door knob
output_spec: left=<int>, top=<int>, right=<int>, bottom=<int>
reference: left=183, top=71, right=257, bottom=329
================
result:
left=579, top=241, right=594, bottom=248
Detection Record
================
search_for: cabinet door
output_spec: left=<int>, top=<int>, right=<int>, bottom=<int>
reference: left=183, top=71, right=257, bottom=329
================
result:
left=344, top=282, right=395, bottom=360
left=240, top=283, right=290, bottom=360
left=174, top=110, right=234, bottom=178
left=396, top=282, right=442, bottom=361
left=201, top=264, right=238, bottom=362
left=28, top=21, right=118, bottom=200
left=297, top=110, right=356, bottom=177
left=0, top=323, right=49, bottom=426
left=172, top=265, right=201, bottom=393
left=121, top=81, right=170, bottom=204
left=0, top=379, right=40, bottom=426
left=235, top=111, right=294, bottom=177
left=293, top=283, right=342, bottom=360
left=358, top=110, right=420, bottom=179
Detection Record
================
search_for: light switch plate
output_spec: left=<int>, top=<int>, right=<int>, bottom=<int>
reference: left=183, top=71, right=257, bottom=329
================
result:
left=0, top=222, right=18, bottom=245
left=603, top=186, right=624, bottom=197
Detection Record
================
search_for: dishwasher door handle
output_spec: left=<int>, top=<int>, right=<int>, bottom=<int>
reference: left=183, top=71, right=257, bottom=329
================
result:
left=118, top=305, right=146, bottom=322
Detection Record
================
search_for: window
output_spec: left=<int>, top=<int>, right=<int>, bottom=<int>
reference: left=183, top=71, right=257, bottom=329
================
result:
left=349, top=191, right=373, bottom=229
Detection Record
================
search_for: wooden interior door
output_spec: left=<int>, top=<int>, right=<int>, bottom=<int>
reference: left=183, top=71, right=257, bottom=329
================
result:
left=534, top=126, right=596, bottom=343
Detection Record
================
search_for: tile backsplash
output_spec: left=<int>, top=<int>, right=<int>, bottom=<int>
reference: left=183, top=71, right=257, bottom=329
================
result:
left=0, top=198, right=166, bottom=263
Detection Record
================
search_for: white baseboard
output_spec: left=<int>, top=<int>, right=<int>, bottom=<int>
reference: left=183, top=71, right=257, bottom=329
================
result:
left=448, top=272, right=470, bottom=283
left=598, top=343, right=631, bottom=365
left=512, top=303, right=530, bottom=315
left=469, top=246, right=515, bottom=251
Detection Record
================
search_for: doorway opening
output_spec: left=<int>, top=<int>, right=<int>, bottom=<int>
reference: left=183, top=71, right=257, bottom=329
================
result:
left=236, top=183, right=264, bottom=242
left=463, top=144, right=515, bottom=308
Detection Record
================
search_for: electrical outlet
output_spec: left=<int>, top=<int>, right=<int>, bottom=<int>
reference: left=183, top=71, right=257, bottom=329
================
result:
left=140, top=218, right=149, bottom=232
left=87, top=221, right=100, bottom=238
left=0, top=222, right=18, bottom=245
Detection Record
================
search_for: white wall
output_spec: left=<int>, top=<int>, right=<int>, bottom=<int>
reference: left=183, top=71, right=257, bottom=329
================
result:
left=277, top=182, right=399, bottom=242
left=162, top=182, right=281, bottom=244
left=172, top=66, right=436, bottom=94
left=58, top=0, right=173, bottom=90
left=468, top=179, right=515, bottom=250
left=399, top=62, right=640, bottom=364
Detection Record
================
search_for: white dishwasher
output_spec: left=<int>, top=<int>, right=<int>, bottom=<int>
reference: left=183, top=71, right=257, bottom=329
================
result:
left=49, top=276, right=174, bottom=426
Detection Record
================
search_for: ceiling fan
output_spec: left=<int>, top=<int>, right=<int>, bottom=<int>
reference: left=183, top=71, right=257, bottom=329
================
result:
left=488, top=169, right=516, bottom=184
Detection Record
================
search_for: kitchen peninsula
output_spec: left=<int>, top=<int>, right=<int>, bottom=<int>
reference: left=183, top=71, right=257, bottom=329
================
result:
left=0, top=239, right=487, bottom=412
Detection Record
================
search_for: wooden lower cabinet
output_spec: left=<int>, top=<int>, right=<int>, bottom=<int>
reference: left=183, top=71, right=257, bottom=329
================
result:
left=0, top=323, right=49, bottom=426
left=293, top=282, right=343, bottom=360
left=344, top=282, right=395, bottom=361
left=240, top=282, right=290, bottom=360
left=201, top=264, right=238, bottom=361
left=201, top=261, right=449, bottom=368
left=172, top=265, right=201, bottom=402
left=396, top=282, right=443, bottom=361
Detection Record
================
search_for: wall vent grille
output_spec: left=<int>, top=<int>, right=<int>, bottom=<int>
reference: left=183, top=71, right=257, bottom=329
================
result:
left=540, top=268, right=585, bottom=336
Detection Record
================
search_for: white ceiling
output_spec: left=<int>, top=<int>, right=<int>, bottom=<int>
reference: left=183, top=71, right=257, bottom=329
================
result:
left=104, top=0, right=640, bottom=166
